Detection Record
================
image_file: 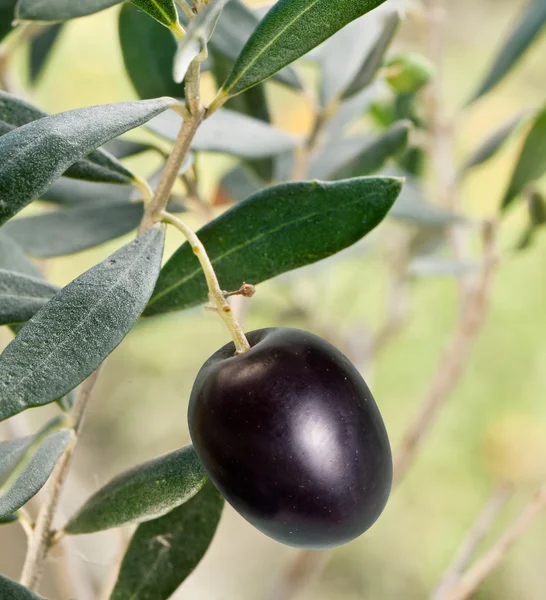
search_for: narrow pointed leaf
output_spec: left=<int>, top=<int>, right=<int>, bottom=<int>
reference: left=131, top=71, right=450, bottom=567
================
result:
left=29, top=23, right=65, bottom=84
left=131, top=0, right=181, bottom=32
left=0, top=0, right=17, bottom=42
left=461, top=112, right=529, bottom=173
left=0, top=91, right=138, bottom=186
left=119, top=3, right=186, bottom=99
left=469, top=0, right=546, bottom=103
left=0, top=428, right=72, bottom=518
left=40, top=178, right=133, bottom=206
left=0, top=270, right=59, bottom=325
left=0, top=574, right=46, bottom=599
left=217, top=0, right=387, bottom=99
left=65, top=445, right=206, bottom=534
left=0, top=234, right=41, bottom=277
left=319, top=14, right=381, bottom=107
left=0, top=226, right=165, bottom=421
left=173, top=0, right=226, bottom=83
left=16, top=0, right=122, bottom=21
left=210, top=0, right=301, bottom=90
left=3, top=202, right=145, bottom=258
left=342, top=12, right=399, bottom=100
left=149, top=108, right=299, bottom=159
left=103, top=138, right=160, bottom=160
left=0, top=513, right=18, bottom=524
left=0, top=97, right=175, bottom=226
left=310, top=121, right=411, bottom=180
left=502, top=105, right=546, bottom=209
left=110, top=480, right=224, bottom=600
left=145, top=177, right=402, bottom=316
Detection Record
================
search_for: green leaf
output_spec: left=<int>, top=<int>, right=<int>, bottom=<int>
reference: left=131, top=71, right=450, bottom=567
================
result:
left=0, top=0, right=17, bottom=42
left=0, top=269, right=59, bottom=325
left=149, top=108, right=299, bottom=159
left=210, top=0, right=302, bottom=90
left=342, top=11, right=399, bottom=100
left=3, top=202, right=145, bottom=258
left=130, top=0, right=181, bottom=33
left=1, top=425, right=72, bottom=518
left=103, top=138, right=161, bottom=160
left=0, top=513, right=18, bottom=524
left=319, top=12, right=383, bottom=107
left=216, top=0, right=387, bottom=100
left=0, top=91, right=138, bottom=187
left=0, top=234, right=41, bottom=277
left=0, top=574, right=45, bottom=599
left=173, top=0, right=226, bottom=83
left=145, top=177, right=402, bottom=316
left=64, top=445, right=206, bottom=534
left=502, top=105, right=546, bottom=209
left=310, top=121, right=411, bottom=180
left=119, top=3, right=186, bottom=100
left=460, top=112, right=529, bottom=173
left=16, top=0, right=122, bottom=21
left=29, top=23, right=65, bottom=84
left=0, top=96, right=175, bottom=226
left=110, top=480, right=224, bottom=600
left=40, top=178, right=133, bottom=206
left=0, top=226, right=165, bottom=421
left=469, top=0, right=546, bottom=103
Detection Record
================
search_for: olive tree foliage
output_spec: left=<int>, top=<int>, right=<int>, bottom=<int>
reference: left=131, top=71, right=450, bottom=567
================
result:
left=0, top=0, right=544, bottom=598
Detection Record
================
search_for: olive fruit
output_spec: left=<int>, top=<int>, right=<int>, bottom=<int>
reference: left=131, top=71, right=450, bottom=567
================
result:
left=188, top=328, right=392, bottom=549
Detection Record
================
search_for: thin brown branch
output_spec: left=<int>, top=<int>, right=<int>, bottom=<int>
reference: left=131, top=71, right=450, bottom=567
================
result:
left=446, top=483, right=546, bottom=600
left=20, top=366, right=104, bottom=591
left=393, top=221, right=497, bottom=484
left=431, top=482, right=513, bottom=600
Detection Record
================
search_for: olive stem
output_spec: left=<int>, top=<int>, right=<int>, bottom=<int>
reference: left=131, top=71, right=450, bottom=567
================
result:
left=159, top=211, right=251, bottom=354
left=20, top=366, right=104, bottom=590
left=445, top=483, right=546, bottom=600
left=430, top=482, right=513, bottom=600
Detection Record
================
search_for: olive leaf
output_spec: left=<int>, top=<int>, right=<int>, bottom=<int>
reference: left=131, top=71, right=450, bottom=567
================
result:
left=319, top=13, right=382, bottom=107
left=0, top=573, right=45, bottom=599
left=460, top=112, right=529, bottom=174
left=2, top=202, right=145, bottom=258
left=0, top=0, right=17, bottom=42
left=0, top=97, right=176, bottom=226
left=0, top=234, right=41, bottom=277
left=0, top=226, right=165, bottom=421
left=103, top=138, right=161, bottom=160
left=131, top=0, right=181, bottom=33
left=342, top=11, right=400, bottom=100
left=0, top=423, right=73, bottom=518
left=40, top=178, right=133, bottom=207
left=215, top=0, right=387, bottom=101
left=119, top=2, right=187, bottom=99
left=15, top=0, right=122, bottom=21
left=0, top=91, right=137, bottom=186
left=309, top=121, right=411, bottom=180
left=64, top=445, right=207, bottom=534
left=502, top=105, right=546, bottom=210
left=0, top=269, right=59, bottom=325
left=0, top=513, right=18, bottom=525
left=210, top=0, right=302, bottom=91
left=110, top=480, right=224, bottom=600
left=469, top=0, right=546, bottom=103
left=29, top=23, right=65, bottom=84
left=173, top=0, right=226, bottom=83
left=145, top=177, right=402, bottom=316
left=218, top=165, right=263, bottom=203
left=149, top=108, right=299, bottom=159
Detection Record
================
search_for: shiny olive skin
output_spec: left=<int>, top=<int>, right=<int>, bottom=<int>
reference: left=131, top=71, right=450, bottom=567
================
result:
left=188, top=328, right=392, bottom=549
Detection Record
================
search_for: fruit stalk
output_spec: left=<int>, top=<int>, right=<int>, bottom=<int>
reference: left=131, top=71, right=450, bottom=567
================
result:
left=160, top=211, right=251, bottom=354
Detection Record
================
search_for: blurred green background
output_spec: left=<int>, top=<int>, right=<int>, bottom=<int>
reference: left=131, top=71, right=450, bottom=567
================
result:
left=1, top=0, right=546, bottom=599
